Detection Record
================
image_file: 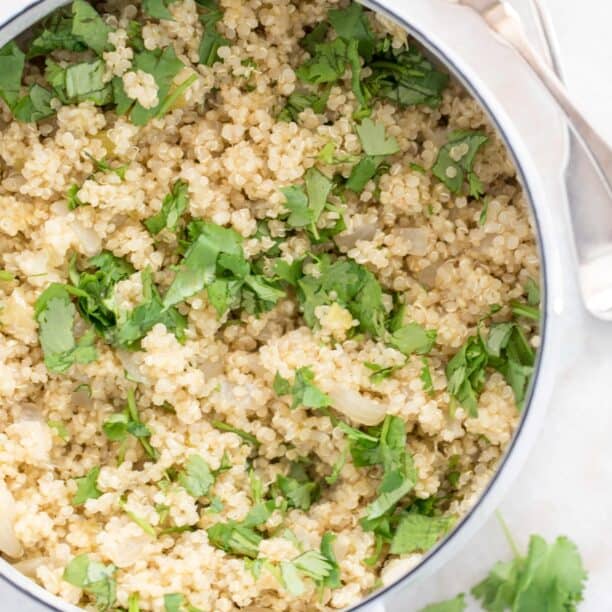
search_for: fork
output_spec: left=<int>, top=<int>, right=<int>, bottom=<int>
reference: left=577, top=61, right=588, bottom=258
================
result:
left=458, top=0, right=612, bottom=320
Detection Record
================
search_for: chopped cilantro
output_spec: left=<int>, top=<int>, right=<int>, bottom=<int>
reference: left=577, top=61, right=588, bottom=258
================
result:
left=27, top=11, right=87, bottom=58
left=128, top=593, right=140, bottom=612
left=275, top=461, right=320, bottom=511
left=432, top=131, right=488, bottom=196
left=328, top=3, right=375, bottom=60
left=420, top=357, right=434, bottom=396
left=0, top=270, right=15, bottom=282
left=72, top=466, right=102, bottom=505
left=296, top=255, right=387, bottom=338
left=145, top=179, right=190, bottom=235
left=362, top=40, right=449, bottom=109
left=163, top=592, right=204, bottom=612
left=355, top=118, right=400, bottom=157
left=320, top=532, right=342, bottom=588
left=364, top=361, right=402, bottom=384
left=34, top=283, right=98, bottom=373
left=143, top=0, right=178, bottom=20
left=178, top=454, right=214, bottom=498
left=362, top=416, right=417, bottom=521
left=207, top=521, right=262, bottom=558
left=116, top=268, right=187, bottom=348
left=71, top=0, right=111, bottom=56
left=346, top=155, right=384, bottom=193
left=390, top=513, right=454, bottom=554
left=297, top=37, right=348, bottom=85
left=273, top=366, right=331, bottom=410
left=446, top=334, right=488, bottom=417
left=325, top=445, right=348, bottom=485
left=510, top=301, right=540, bottom=321
left=278, top=89, right=330, bottom=122
left=282, top=167, right=334, bottom=239
left=49, top=60, right=113, bottom=106
left=63, top=554, right=116, bottom=610
left=525, top=278, right=540, bottom=306
left=198, top=1, right=229, bottom=66
left=69, top=251, right=134, bottom=337
left=390, top=323, right=436, bottom=357
left=67, top=184, right=84, bottom=210
left=103, top=388, right=158, bottom=462
left=48, top=419, right=70, bottom=441
left=115, top=46, right=185, bottom=125
left=479, top=198, right=490, bottom=225
left=85, top=152, right=127, bottom=180
left=211, top=420, right=260, bottom=446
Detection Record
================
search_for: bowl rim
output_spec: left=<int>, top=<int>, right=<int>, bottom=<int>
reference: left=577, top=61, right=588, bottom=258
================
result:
left=0, top=1, right=558, bottom=611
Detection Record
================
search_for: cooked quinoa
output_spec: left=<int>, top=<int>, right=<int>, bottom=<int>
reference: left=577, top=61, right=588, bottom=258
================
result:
left=0, top=1, right=541, bottom=611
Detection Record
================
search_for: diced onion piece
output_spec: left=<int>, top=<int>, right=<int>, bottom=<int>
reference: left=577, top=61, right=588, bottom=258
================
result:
left=396, top=227, right=429, bottom=256
left=327, top=387, right=386, bottom=426
left=0, top=480, right=23, bottom=558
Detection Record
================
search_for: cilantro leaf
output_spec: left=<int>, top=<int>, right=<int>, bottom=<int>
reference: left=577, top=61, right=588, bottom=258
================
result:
left=320, top=532, right=342, bottom=588
left=145, top=179, right=190, bottom=235
left=328, top=3, right=375, bottom=61
left=293, top=550, right=335, bottom=581
left=432, top=131, right=488, bottom=195
left=71, top=0, right=111, bottom=56
left=278, top=89, right=330, bottom=122
left=117, top=47, right=185, bottom=126
left=143, top=0, right=177, bottom=20
left=207, top=521, right=262, bottom=558
left=280, top=559, right=305, bottom=596
left=63, top=554, right=117, bottom=611
left=198, top=2, right=229, bottom=66
left=58, top=60, right=113, bottom=105
left=27, top=12, right=87, bottom=58
left=364, top=362, right=402, bottom=384
left=420, top=357, right=434, bottom=396
left=48, top=419, right=70, bottom=441
left=291, top=367, right=331, bottom=409
left=11, top=84, right=55, bottom=122
left=355, top=118, right=400, bottom=156
left=446, top=334, right=488, bottom=417
left=296, top=255, right=387, bottom=338
left=72, top=466, right=102, bottom=505
left=0, top=42, right=25, bottom=109
left=117, top=268, right=187, bottom=348
left=163, top=222, right=242, bottom=308
left=34, top=283, right=98, bottom=373
left=325, top=445, right=348, bottom=485
left=297, top=38, right=348, bottom=85
left=178, top=454, right=215, bottom=498
left=390, top=323, right=436, bottom=356
left=390, top=513, right=454, bottom=554
left=282, top=168, right=333, bottom=238
left=363, top=41, right=449, bottom=109
left=346, top=155, right=384, bottom=193
left=103, top=388, right=158, bottom=462
left=276, top=474, right=321, bottom=511
left=419, top=594, right=467, bottom=612
left=70, top=251, right=134, bottom=336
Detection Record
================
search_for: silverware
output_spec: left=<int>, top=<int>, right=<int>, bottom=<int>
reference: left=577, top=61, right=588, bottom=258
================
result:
left=458, top=0, right=612, bottom=320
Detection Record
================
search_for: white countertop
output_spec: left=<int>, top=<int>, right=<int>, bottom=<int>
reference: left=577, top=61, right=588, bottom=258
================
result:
left=0, top=1, right=610, bottom=611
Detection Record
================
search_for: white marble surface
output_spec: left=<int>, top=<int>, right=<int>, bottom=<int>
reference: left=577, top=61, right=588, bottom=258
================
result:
left=0, top=1, right=610, bottom=611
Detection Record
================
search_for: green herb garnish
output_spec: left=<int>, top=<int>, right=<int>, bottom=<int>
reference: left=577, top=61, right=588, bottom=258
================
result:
left=63, top=554, right=116, bottom=611
left=432, top=131, right=488, bottom=196
left=178, top=454, right=215, bottom=498
left=72, top=466, right=102, bottom=505
left=34, top=283, right=98, bottom=373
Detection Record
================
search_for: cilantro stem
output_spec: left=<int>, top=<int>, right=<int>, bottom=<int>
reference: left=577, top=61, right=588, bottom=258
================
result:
left=496, top=511, right=521, bottom=559
left=510, top=301, right=540, bottom=321
left=155, top=73, right=198, bottom=118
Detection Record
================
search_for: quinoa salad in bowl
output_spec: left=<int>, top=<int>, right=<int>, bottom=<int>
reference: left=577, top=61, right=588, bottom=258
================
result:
left=0, top=0, right=542, bottom=610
